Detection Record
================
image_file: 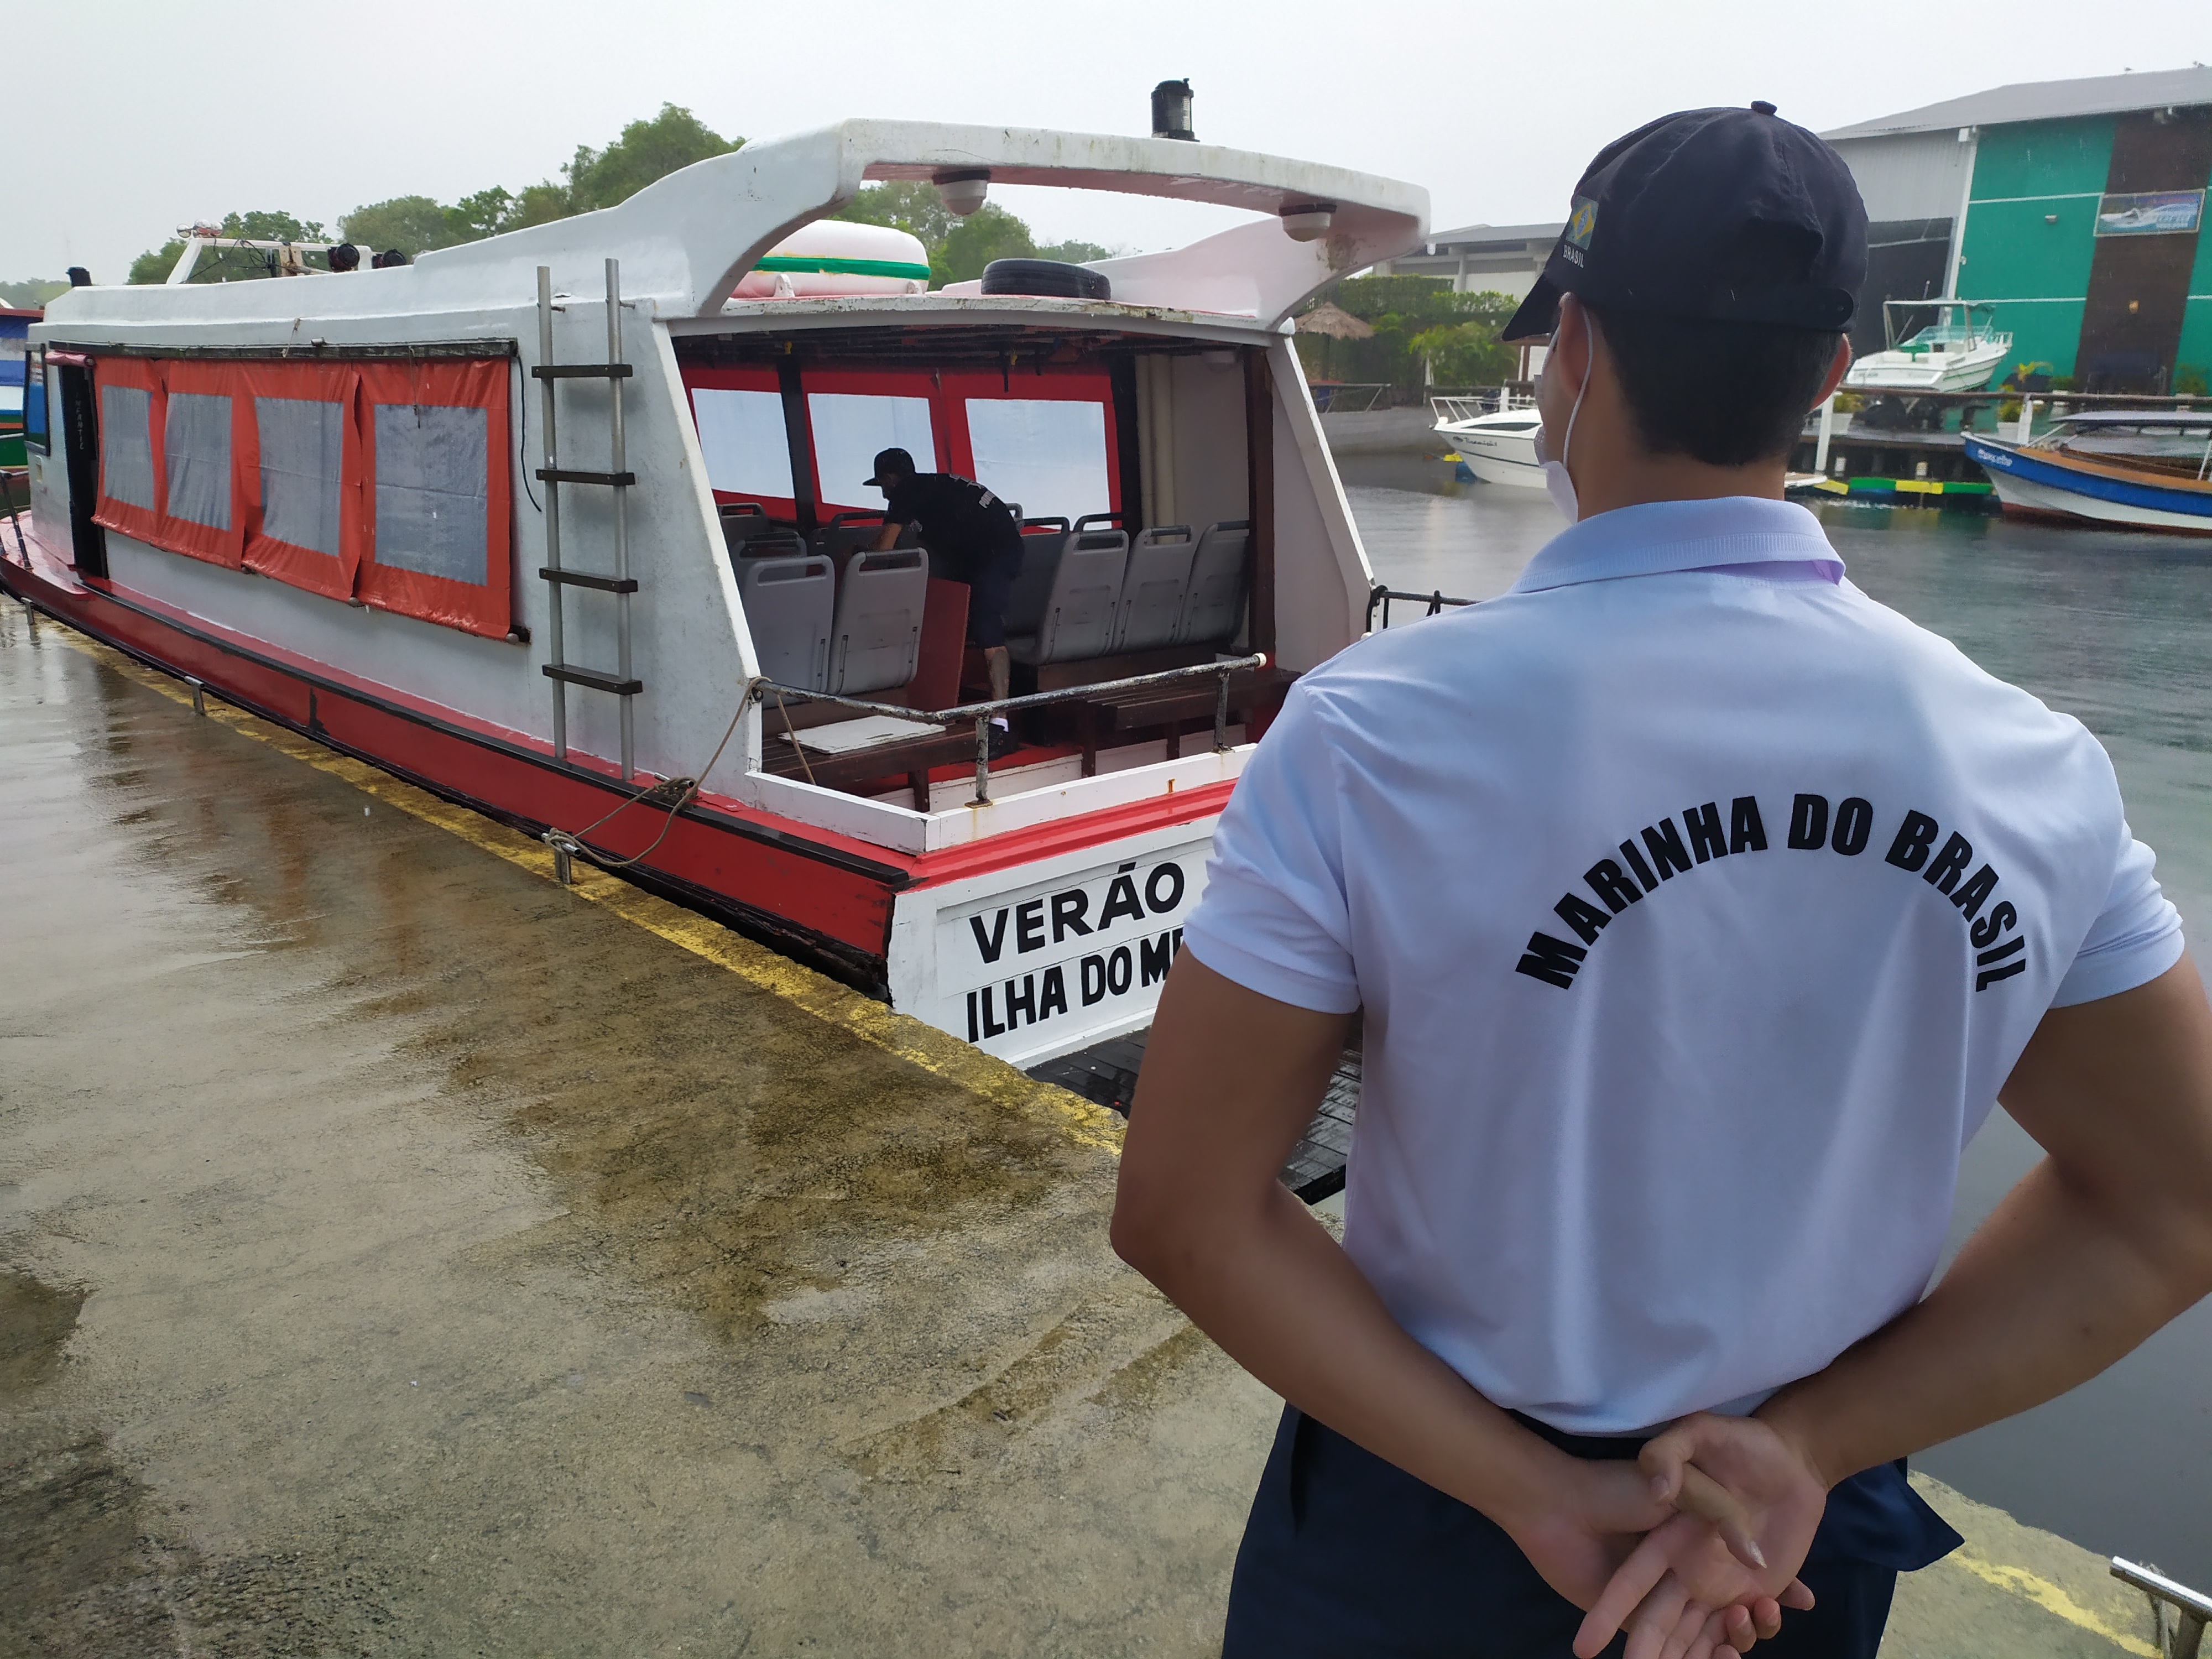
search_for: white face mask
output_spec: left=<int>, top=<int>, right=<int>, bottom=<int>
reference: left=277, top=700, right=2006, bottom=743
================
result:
left=1533, top=319, right=1594, bottom=523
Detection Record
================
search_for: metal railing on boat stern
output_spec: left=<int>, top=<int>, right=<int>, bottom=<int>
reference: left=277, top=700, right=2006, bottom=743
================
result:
left=1366, top=585, right=1475, bottom=631
left=753, top=652, right=1270, bottom=808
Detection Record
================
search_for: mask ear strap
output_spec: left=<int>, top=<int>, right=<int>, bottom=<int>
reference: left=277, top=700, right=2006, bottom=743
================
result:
left=1562, top=309, right=1594, bottom=472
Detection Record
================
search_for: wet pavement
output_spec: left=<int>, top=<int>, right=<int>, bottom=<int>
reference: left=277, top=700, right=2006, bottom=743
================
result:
left=1, top=508, right=2199, bottom=1654
left=0, top=603, right=1272, bottom=1655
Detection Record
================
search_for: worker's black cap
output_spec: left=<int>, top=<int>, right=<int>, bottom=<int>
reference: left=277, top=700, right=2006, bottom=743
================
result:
left=864, top=447, right=916, bottom=488
left=1501, top=102, right=1867, bottom=341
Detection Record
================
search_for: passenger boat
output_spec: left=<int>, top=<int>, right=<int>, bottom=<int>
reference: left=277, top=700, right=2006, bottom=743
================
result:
left=1430, top=393, right=1543, bottom=487
left=1, top=119, right=1425, bottom=1063
left=1845, top=300, right=2012, bottom=394
left=1963, top=411, right=2212, bottom=535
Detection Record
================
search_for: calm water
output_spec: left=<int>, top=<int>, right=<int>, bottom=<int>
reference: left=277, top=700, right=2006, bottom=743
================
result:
left=1342, top=452, right=2212, bottom=1586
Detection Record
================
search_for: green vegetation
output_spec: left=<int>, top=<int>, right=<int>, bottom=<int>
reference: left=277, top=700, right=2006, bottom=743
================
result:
left=833, top=181, right=1111, bottom=287
left=0, top=278, right=71, bottom=309
left=127, top=105, right=742, bottom=283
left=127, top=210, right=330, bottom=286
left=1295, top=276, right=1525, bottom=398
left=118, top=107, right=1109, bottom=292
left=2175, top=364, right=2209, bottom=398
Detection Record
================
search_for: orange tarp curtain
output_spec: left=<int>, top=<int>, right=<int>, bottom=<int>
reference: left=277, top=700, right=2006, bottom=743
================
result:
left=154, top=359, right=248, bottom=569
left=354, top=358, right=514, bottom=640
left=89, top=352, right=515, bottom=638
left=88, top=356, right=168, bottom=552
left=238, top=361, right=365, bottom=601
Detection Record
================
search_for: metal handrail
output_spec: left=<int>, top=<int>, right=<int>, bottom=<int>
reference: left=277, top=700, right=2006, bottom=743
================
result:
left=1366, top=585, right=1475, bottom=632
left=756, top=651, right=1270, bottom=806
left=2113, top=1558, right=2209, bottom=1659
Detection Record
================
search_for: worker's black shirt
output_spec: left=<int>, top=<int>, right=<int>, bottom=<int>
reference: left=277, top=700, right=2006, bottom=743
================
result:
left=883, top=473, right=1020, bottom=580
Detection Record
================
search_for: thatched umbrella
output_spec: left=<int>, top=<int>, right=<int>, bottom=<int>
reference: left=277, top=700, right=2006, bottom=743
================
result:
left=1296, top=301, right=1375, bottom=340
left=1296, top=301, right=1375, bottom=382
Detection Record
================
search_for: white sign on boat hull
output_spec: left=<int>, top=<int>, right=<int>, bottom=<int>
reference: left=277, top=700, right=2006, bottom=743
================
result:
left=901, top=830, right=1216, bottom=1066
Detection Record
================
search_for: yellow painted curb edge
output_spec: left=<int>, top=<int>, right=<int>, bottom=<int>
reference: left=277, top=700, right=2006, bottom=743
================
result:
left=1946, top=1549, right=2158, bottom=1657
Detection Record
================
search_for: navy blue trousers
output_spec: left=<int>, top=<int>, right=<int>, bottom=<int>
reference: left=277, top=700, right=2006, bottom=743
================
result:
left=1223, top=1407, right=1961, bottom=1658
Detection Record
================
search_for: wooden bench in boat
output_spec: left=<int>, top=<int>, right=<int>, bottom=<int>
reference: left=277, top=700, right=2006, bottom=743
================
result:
left=760, top=723, right=979, bottom=811
left=1065, top=664, right=1295, bottom=775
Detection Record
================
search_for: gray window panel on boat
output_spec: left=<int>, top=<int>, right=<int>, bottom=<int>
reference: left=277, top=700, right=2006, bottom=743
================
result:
left=966, top=399, right=1112, bottom=525
left=99, top=383, right=156, bottom=510
left=164, top=393, right=233, bottom=530
left=255, top=397, right=346, bottom=556
left=372, top=403, right=489, bottom=585
left=807, top=393, right=935, bottom=512
left=691, top=387, right=794, bottom=501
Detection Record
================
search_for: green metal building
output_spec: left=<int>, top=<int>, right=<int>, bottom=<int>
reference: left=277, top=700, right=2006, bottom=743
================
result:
left=1824, top=66, right=2212, bottom=392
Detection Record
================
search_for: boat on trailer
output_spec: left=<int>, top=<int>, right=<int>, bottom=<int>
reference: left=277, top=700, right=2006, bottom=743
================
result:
left=3, top=119, right=1426, bottom=1065
left=1843, top=299, right=2012, bottom=395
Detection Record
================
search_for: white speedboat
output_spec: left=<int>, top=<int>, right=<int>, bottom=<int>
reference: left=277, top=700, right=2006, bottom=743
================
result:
left=1845, top=300, right=2011, bottom=394
left=1432, top=394, right=1545, bottom=488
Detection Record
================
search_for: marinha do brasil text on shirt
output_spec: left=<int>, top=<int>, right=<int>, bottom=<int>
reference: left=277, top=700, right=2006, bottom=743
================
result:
left=1516, top=793, right=2027, bottom=994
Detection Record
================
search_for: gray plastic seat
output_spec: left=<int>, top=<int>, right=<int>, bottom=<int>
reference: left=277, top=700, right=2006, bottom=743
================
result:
left=721, top=503, right=792, bottom=550
left=737, top=554, right=834, bottom=692
left=828, top=546, right=931, bottom=696
left=812, top=511, right=920, bottom=585
left=1113, top=524, right=1197, bottom=653
left=1005, top=517, right=1072, bottom=639
left=1174, top=519, right=1250, bottom=646
left=1006, top=529, right=1129, bottom=666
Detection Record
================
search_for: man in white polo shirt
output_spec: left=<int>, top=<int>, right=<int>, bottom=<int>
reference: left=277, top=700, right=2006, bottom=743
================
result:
left=1112, top=103, right=2212, bottom=1659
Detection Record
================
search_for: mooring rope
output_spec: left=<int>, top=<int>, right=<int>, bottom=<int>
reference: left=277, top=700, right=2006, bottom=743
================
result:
left=539, top=679, right=763, bottom=874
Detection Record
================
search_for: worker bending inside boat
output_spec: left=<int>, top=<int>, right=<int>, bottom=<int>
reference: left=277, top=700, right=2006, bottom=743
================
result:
left=865, top=447, right=1022, bottom=724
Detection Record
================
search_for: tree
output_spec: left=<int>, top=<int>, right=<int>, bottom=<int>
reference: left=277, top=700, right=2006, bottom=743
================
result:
left=565, top=103, right=741, bottom=213
left=1295, top=277, right=1523, bottom=396
left=128, top=210, right=330, bottom=284
left=1037, top=238, right=1113, bottom=265
left=834, top=181, right=956, bottom=256
left=445, top=188, right=519, bottom=243
left=340, top=195, right=457, bottom=255
left=501, top=182, right=576, bottom=233
left=0, top=279, right=70, bottom=308
left=1410, top=291, right=1522, bottom=387
left=933, top=204, right=1039, bottom=286
left=835, top=185, right=1113, bottom=287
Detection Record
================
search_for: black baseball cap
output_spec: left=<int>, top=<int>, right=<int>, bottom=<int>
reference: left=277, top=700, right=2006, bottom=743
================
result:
left=864, top=448, right=916, bottom=488
left=1501, top=102, right=1866, bottom=341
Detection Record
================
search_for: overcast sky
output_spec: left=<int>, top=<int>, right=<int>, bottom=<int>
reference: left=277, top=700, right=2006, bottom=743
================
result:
left=14, top=1, right=2210, bottom=284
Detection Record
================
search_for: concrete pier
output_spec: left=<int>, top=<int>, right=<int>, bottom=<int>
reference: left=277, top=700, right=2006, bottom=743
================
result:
left=0, top=601, right=2180, bottom=1655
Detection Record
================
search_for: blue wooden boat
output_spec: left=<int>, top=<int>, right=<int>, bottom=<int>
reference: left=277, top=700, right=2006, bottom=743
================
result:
left=1964, top=411, right=2212, bottom=536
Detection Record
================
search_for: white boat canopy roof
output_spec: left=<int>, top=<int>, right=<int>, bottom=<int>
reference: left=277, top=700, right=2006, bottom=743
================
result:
left=49, top=119, right=1427, bottom=336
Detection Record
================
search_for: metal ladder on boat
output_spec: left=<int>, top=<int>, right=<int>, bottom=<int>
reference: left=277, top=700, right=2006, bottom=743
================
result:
left=534, top=260, right=640, bottom=781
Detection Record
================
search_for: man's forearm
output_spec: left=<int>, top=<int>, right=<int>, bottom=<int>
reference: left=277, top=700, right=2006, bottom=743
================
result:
left=1762, top=1155, right=2212, bottom=1485
left=1112, top=957, right=1594, bottom=1535
left=1124, top=1172, right=1572, bottom=1526
left=1762, top=966, right=2212, bottom=1486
